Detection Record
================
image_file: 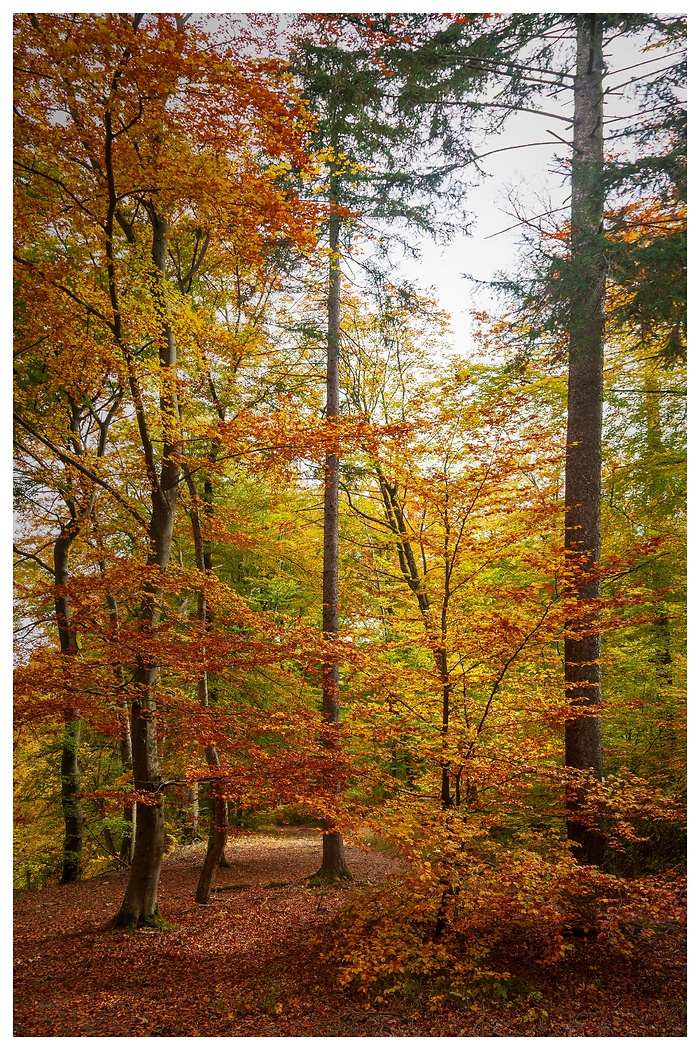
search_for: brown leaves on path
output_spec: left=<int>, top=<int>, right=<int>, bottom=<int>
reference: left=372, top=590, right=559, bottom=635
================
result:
left=13, top=827, right=685, bottom=1037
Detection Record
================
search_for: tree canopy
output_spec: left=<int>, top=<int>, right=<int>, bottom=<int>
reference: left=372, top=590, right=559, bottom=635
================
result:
left=13, top=11, right=685, bottom=1032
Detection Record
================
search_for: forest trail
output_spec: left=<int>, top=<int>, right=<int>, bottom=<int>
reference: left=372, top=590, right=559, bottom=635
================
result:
left=13, top=827, right=685, bottom=1037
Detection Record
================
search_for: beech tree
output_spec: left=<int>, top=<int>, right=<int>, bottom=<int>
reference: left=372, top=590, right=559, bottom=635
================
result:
left=13, top=15, right=684, bottom=982
left=14, top=244, right=126, bottom=881
left=14, top=11, right=317, bottom=924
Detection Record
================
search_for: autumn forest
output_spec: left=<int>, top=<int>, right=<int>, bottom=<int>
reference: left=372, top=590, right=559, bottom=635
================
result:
left=13, top=12, right=686, bottom=1038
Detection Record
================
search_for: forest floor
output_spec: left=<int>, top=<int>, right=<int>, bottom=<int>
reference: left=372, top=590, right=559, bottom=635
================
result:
left=14, top=827, right=686, bottom=1037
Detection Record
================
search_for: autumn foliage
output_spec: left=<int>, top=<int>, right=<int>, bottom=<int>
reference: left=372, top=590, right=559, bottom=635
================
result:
left=14, top=11, right=684, bottom=1032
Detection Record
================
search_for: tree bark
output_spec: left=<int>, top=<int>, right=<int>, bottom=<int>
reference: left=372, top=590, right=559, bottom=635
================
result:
left=97, top=569, right=136, bottom=867
left=118, top=716, right=136, bottom=868
left=564, top=13, right=607, bottom=866
left=195, top=751, right=229, bottom=905
left=185, top=471, right=231, bottom=903
left=114, top=208, right=181, bottom=927
left=315, top=187, right=350, bottom=881
left=54, top=528, right=84, bottom=884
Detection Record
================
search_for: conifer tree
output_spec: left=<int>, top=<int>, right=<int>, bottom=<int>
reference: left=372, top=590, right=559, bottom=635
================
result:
left=289, top=13, right=502, bottom=877
left=452, top=14, right=685, bottom=862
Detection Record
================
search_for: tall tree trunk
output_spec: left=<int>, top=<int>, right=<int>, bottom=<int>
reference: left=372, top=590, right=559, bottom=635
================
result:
left=54, top=529, right=84, bottom=884
left=315, top=184, right=350, bottom=881
left=115, top=209, right=180, bottom=927
left=186, top=472, right=230, bottom=904
left=438, top=645, right=452, bottom=808
left=643, top=365, right=673, bottom=681
left=564, top=14, right=607, bottom=866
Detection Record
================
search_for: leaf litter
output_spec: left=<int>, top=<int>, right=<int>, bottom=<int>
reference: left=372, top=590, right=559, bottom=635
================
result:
left=13, top=827, right=685, bottom=1037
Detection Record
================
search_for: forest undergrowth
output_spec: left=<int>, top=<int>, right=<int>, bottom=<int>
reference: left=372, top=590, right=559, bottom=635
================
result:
left=13, top=827, right=685, bottom=1038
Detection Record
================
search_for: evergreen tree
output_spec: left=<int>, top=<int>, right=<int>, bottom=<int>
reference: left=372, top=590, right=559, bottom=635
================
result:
left=289, top=13, right=505, bottom=877
left=489, top=15, right=683, bottom=862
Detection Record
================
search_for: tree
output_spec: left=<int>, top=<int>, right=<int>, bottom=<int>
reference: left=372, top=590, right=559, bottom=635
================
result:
left=14, top=277, right=124, bottom=881
left=562, top=13, right=607, bottom=865
left=289, top=11, right=507, bottom=878
left=438, top=13, right=686, bottom=863
left=14, top=11, right=318, bottom=924
left=334, top=288, right=566, bottom=874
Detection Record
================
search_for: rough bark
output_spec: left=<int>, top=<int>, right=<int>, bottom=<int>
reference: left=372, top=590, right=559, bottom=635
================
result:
left=315, top=190, right=350, bottom=881
left=564, top=14, right=607, bottom=866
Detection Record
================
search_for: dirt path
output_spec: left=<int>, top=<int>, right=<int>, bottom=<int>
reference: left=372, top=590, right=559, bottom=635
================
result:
left=13, top=827, right=686, bottom=1037
left=13, top=828, right=404, bottom=1037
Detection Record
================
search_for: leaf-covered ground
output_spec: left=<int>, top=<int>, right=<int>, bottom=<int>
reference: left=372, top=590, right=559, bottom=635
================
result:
left=13, top=828, right=685, bottom=1037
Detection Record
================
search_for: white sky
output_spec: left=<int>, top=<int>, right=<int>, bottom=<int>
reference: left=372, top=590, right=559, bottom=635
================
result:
left=394, top=28, right=682, bottom=339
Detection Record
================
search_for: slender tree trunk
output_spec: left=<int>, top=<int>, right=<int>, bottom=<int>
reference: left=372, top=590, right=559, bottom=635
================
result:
left=119, top=714, right=136, bottom=867
left=53, top=396, right=119, bottom=882
left=54, top=529, right=83, bottom=884
left=193, top=673, right=229, bottom=903
left=115, top=209, right=180, bottom=927
left=184, top=784, right=200, bottom=840
left=186, top=471, right=230, bottom=903
left=315, top=186, right=350, bottom=881
left=564, top=14, right=607, bottom=866
left=59, top=710, right=83, bottom=883
left=643, top=366, right=673, bottom=680
left=438, top=646, right=452, bottom=808
left=377, top=471, right=451, bottom=803
left=99, top=574, right=136, bottom=867
left=195, top=750, right=229, bottom=904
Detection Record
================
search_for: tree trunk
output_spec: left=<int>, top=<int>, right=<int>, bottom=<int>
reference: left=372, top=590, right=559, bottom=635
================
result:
left=195, top=750, right=229, bottom=904
left=564, top=14, right=607, bottom=866
left=100, top=579, right=135, bottom=867
left=54, top=529, right=84, bottom=884
left=193, top=680, right=229, bottom=904
left=59, top=708, right=83, bottom=883
left=315, top=188, right=350, bottom=881
left=114, top=208, right=180, bottom=927
left=119, top=727, right=136, bottom=868
left=439, top=646, right=452, bottom=808
left=643, top=365, right=673, bottom=681
left=185, top=471, right=231, bottom=903
left=184, top=783, right=200, bottom=840
left=377, top=471, right=453, bottom=805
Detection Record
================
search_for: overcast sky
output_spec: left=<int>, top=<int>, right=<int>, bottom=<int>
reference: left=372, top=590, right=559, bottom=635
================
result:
left=392, top=27, right=681, bottom=343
